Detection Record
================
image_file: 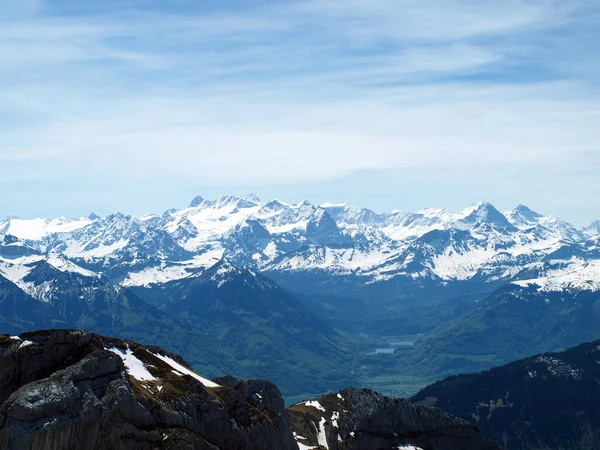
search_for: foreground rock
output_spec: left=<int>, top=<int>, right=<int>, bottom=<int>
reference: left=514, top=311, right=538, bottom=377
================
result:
left=288, top=389, right=501, bottom=450
left=0, top=330, right=502, bottom=449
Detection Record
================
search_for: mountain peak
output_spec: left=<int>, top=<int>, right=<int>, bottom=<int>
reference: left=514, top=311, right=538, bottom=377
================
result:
left=189, top=195, right=205, bottom=207
left=213, top=195, right=259, bottom=209
left=460, top=202, right=514, bottom=229
left=505, top=204, right=546, bottom=230
left=242, top=193, right=260, bottom=204
left=584, top=220, right=600, bottom=237
left=513, top=204, right=543, bottom=219
left=295, top=199, right=312, bottom=208
left=203, top=258, right=247, bottom=287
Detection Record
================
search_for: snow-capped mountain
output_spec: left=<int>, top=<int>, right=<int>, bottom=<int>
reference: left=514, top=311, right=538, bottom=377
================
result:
left=1, top=196, right=598, bottom=298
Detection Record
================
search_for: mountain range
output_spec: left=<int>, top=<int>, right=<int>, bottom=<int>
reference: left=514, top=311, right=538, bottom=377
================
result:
left=2, top=196, right=598, bottom=298
left=1, top=195, right=600, bottom=398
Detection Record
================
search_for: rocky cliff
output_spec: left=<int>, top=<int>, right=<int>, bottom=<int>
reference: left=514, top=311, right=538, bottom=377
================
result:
left=0, top=330, right=502, bottom=450
left=288, top=389, right=502, bottom=450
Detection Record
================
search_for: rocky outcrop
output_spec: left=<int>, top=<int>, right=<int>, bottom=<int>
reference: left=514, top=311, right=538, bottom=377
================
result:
left=0, top=330, right=502, bottom=450
left=288, top=389, right=503, bottom=450
left=0, top=330, right=296, bottom=450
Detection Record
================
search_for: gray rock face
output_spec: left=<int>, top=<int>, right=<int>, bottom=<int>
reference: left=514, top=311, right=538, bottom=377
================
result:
left=288, top=388, right=504, bottom=450
left=0, top=330, right=296, bottom=450
left=0, top=330, right=502, bottom=450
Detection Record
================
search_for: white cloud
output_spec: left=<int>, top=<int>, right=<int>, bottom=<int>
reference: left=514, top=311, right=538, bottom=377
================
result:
left=0, top=0, right=598, bottom=201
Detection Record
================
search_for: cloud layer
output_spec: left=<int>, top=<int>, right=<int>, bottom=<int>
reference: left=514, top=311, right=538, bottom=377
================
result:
left=1, top=0, right=599, bottom=221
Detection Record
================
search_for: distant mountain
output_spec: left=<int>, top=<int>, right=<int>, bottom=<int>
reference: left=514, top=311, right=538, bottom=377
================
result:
left=1, top=197, right=595, bottom=302
left=0, top=329, right=502, bottom=450
left=584, top=220, right=600, bottom=237
left=504, top=204, right=544, bottom=228
left=412, top=339, right=600, bottom=450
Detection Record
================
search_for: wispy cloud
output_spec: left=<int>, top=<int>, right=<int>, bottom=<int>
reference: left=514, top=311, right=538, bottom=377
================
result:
left=0, top=0, right=599, bottom=220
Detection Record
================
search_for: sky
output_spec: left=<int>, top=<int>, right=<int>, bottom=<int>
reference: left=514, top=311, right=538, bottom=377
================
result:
left=1, top=0, right=599, bottom=225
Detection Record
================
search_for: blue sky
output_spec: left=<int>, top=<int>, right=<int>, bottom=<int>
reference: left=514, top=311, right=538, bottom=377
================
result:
left=1, top=0, right=599, bottom=225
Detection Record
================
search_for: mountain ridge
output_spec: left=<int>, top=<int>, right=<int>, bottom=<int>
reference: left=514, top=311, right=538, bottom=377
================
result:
left=411, top=338, right=600, bottom=450
left=1, top=196, right=596, bottom=296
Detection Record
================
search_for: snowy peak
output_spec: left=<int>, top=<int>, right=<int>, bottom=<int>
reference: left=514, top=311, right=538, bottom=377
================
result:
left=189, top=195, right=205, bottom=208
left=505, top=204, right=545, bottom=230
left=242, top=193, right=261, bottom=204
left=504, top=205, right=581, bottom=241
left=2, top=196, right=598, bottom=291
left=204, top=258, right=247, bottom=287
left=459, top=202, right=515, bottom=230
left=584, top=220, right=600, bottom=238
left=306, top=208, right=349, bottom=246
left=260, top=199, right=287, bottom=214
left=214, top=195, right=258, bottom=209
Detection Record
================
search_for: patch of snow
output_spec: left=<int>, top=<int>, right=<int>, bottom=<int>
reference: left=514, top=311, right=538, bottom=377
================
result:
left=331, top=411, right=340, bottom=428
left=47, top=255, right=99, bottom=278
left=317, top=416, right=329, bottom=449
left=150, top=352, right=220, bottom=388
left=293, top=429, right=316, bottom=450
left=304, top=400, right=326, bottom=412
left=5, top=217, right=92, bottom=241
left=63, top=239, right=129, bottom=259
left=320, top=202, right=346, bottom=208
left=107, top=347, right=157, bottom=382
left=0, top=261, right=35, bottom=284
left=513, top=258, right=600, bottom=292
left=535, top=356, right=582, bottom=379
left=122, top=265, right=191, bottom=287
left=263, top=241, right=279, bottom=260
left=18, top=340, right=35, bottom=349
left=428, top=245, right=496, bottom=280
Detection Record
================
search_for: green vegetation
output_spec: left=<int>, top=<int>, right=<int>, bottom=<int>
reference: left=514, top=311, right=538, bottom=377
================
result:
left=394, top=286, right=600, bottom=379
left=412, top=339, right=600, bottom=450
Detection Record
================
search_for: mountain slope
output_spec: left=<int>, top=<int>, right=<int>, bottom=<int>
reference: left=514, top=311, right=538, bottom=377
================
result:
left=411, top=339, right=600, bottom=450
left=135, top=259, right=355, bottom=395
left=399, top=284, right=600, bottom=378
